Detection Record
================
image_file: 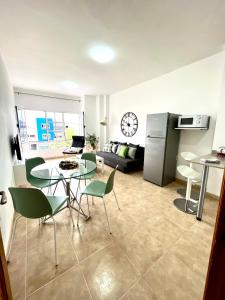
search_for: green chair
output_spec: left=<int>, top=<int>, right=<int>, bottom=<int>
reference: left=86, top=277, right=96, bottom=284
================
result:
left=25, top=157, right=60, bottom=194
left=80, top=152, right=96, bottom=180
left=8, top=187, right=75, bottom=266
left=76, top=152, right=97, bottom=199
left=77, top=166, right=120, bottom=234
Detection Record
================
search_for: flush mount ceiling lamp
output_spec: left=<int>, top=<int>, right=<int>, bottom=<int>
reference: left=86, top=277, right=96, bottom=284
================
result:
left=60, top=80, right=78, bottom=90
left=88, top=45, right=115, bottom=64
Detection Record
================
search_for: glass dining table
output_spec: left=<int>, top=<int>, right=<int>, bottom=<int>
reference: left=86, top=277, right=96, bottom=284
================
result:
left=31, top=158, right=97, bottom=220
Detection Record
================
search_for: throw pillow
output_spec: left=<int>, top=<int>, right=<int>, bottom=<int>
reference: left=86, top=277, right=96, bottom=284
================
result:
left=118, top=145, right=129, bottom=158
left=128, top=146, right=137, bottom=159
left=103, top=143, right=112, bottom=152
left=116, top=144, right=122, bottom=155
left=111, top=143, right=118, bottom=153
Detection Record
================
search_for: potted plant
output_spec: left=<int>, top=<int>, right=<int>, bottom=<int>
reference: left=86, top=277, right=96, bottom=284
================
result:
left=85, top=133, right=99, bottom=150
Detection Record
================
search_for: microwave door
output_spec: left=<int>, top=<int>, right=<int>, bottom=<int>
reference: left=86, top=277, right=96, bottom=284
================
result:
left=180, top=117, right=194, bottom=126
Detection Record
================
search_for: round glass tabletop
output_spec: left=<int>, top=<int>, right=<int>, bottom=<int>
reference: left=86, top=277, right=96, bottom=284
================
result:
left=31, top=159, right=96, bottom=180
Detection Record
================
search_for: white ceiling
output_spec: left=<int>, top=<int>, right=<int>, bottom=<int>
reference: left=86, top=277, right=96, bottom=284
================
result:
left=0, top=0, right=225, bottom=97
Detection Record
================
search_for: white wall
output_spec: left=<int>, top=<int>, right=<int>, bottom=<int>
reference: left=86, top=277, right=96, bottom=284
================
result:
left=109, top=51, right=225, bottom=196
left=83, top=94, right=109, bottom=149
left=213, top=65, right=225, bottom=149
left=83, top=95, right=98, bottom=136
left=0, top=54, right=16, bottom=252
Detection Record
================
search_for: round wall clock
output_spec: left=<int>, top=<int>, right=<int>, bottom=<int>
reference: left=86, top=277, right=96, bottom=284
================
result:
left=121, top=112, right=138, bottom=137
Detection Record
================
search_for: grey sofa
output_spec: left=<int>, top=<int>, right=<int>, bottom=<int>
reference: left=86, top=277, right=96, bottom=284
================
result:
left=97, top=146, right=144, bottom=173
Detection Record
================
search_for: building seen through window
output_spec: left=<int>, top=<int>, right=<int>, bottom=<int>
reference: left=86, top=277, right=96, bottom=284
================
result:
left=17, top=109, right=82, bottom=156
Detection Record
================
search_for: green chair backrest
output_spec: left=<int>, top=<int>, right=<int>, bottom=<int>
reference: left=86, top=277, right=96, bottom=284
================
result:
left=8, top=187, right=52, bottom=219
left=105, top=167, right=117, bottom=195
left=81, top=152, right=96, bottom=163
left=25, top=157, right=45, bottom=183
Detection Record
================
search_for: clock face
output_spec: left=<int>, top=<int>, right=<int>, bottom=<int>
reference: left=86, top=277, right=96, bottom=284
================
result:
left=121, top=112, right=138, bottom=137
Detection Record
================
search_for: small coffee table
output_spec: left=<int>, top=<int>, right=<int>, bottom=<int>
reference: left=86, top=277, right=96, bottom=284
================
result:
left=96, top=155, right=104, bottom=173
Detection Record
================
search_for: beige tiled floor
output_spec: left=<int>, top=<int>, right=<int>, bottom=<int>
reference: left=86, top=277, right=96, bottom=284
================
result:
left=8, top=166, right=218, bottom=300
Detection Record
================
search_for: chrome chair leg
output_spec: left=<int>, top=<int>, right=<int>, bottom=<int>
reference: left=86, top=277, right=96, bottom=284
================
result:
left=53, top=181, right=59, bottom=195
left=77, top=194, right=83, bottom=227
left=76, top=179, right=81, bottom=199
left=68, top=199, right=75, bottom=228
left=86, top=195, right=90, bottom=217
left=102, top=197, right=112, bottom=234
left=7, top=215, right=22, bottom=263
left=47, top=184, right=51, bottom=195
left=113, top=189, right=120, bottom=210
left=52, top=216, right=58, bottom=266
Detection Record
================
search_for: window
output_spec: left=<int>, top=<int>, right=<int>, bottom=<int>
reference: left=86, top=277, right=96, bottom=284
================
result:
left=18, top=109, right=83, bottom=157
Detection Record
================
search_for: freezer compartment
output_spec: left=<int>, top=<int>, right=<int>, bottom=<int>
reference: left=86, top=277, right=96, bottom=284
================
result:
left=146, top=113, right=168, bottom=138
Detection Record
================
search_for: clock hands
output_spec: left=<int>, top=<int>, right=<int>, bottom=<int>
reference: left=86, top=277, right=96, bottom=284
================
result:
left=121, top=112, right=138, bottom=137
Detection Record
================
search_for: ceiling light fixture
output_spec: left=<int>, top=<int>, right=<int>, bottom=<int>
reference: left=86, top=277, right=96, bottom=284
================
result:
left=60, top=80, right=78, bottom=89
left=88, top=45, right=115, bottom=63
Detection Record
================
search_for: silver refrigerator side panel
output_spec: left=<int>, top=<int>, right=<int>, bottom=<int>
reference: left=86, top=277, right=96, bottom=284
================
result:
left=143, top=137, right=166, bottom=186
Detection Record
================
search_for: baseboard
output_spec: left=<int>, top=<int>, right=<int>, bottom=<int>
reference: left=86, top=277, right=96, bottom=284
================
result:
left=175, top=178, right=219, bottom=200
left=5, top=211, right=15, bottom=258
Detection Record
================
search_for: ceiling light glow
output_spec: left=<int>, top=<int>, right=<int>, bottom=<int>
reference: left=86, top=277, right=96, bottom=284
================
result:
left=88, top=45, right=115, bottom=63
left=60, top=80, right=78, bottom=89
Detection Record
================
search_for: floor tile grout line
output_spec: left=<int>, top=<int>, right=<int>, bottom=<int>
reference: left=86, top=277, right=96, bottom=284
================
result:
left=166, top=239, right=209, bottom=282
left=141, top=232, right=184, bottom=280
left=77, top=238, right=114, bottom=264
left=117, top=278, right=140, bottom=300
left=63, top=218, right=93, bottom=300
left=63, top=220, right=80, bottom=264
left=26, top=218, right=78, bottom=298
left=114, top=238, right=141, bottom=276
left=25, top=215, right=114, bottom=298
left=62, top=206, right=115, bottom=264
left=70, top=187, right=96, bottom=299
left=82, top=272, right=94, bottom=300
left=142, top=276, right=163, bottom=300
left=26, top=264, right=77, bottom=298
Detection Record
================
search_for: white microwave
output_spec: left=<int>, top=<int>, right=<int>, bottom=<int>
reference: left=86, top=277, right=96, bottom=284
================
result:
left=178, top=115, right=210, bottom=128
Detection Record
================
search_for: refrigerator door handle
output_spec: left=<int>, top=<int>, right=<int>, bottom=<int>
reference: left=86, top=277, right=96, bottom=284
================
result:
left=147, top=135, right=161, bottom=138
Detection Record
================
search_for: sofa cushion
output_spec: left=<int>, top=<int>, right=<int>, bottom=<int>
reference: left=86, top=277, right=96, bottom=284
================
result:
left=103, top=143, right=112, bottom=152
left=127, top=146, right=137, bottom=159
left=97, top=151, right=143, bottom=167
left=118, top=145, right=129, bottom=158
left=111, top=143, right=118, bottom=153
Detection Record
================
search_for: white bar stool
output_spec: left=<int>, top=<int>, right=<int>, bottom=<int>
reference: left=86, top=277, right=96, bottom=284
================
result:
left=174, top=165, right=201, bottom=214
left=177, top=152, right=200, bottom=200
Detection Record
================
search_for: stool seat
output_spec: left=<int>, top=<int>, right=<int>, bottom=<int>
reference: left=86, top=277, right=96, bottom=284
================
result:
left=181, top=152, right=198, bottom=161
left=177, top=165, right=201, bottom=181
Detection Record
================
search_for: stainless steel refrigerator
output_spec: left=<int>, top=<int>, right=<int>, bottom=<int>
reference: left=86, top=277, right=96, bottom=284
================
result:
left=143, top=113, right=180, bottom=186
